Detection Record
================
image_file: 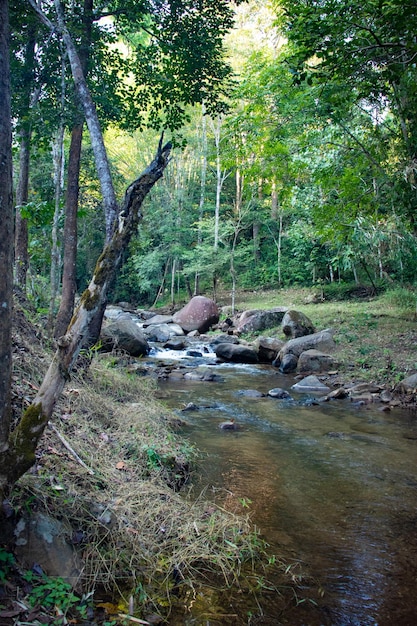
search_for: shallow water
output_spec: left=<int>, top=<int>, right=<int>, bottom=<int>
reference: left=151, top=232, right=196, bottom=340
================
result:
left=155, top=351, right=417, bottom=625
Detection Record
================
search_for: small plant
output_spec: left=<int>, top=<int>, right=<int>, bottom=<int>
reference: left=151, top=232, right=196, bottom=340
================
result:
left=0, top=548, right=15, bottom=583
left=24, top=572, right=90, bottom=624
left=143, top=444, right=162, bottom=469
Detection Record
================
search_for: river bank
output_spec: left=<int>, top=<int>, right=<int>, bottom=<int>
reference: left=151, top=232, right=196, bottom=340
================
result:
left=3, top=285, right=417, bottom=624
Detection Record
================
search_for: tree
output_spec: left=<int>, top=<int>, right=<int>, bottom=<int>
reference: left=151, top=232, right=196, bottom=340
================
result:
left=0, top=0, right=238, bottom=505
left=0, top=0, right=14, bottom=464
left=53, top=0, right=94, bottom=338
left=277, top=0, right=417, bottom=227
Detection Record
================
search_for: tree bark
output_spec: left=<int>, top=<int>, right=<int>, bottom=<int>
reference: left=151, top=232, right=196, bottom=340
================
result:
left=52, top=0, right=118, bottom=242
left=14, top=26, right=36, bottom=291
left=0, top=0, right=14, bottom=454
left=14, top=131, right=30, bottom=290
left=53, top=123, right=83, bottom=338
left=48, top=54, right=66, bottom=334
left=0, top=138, right=172, bottom=499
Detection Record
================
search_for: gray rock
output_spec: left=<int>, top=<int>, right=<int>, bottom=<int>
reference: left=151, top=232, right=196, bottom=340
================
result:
left=297, top=349, right=337, bottom=373
left=143, top=314, right=173, bottom=326
left=268, top=388, right=292, bottom=399
left=101, top=318, right=149, bottom=356
left=291, top=375, right=331, bottom=393
left=281, top=309, right=315, bottom=338
left=14, top=513, right=82, bottom=587
left=210, top=334, right=240, bottom=345
left=142, top=323, right=172, bottom=342
left=254, top=336, right=285, bottom=362
left=326, top=387, right=348, bottom=400
left=279, top=329, right=336, bottom=360
left=235, top=307, right=288, bottom=334
left=397, top=373, right=417, bottom=393
left=164, top=337, right=186, bottom=350
left=276, top=353, right=298, bottom=373
left=214, top=342, right=259, bottom=364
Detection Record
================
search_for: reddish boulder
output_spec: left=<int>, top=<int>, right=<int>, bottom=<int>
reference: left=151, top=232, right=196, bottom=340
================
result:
left=173, top=296, right=219, bottom=333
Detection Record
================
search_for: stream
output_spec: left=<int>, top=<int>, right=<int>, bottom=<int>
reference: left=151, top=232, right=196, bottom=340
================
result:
left=151, top=345, right=417, bottom=625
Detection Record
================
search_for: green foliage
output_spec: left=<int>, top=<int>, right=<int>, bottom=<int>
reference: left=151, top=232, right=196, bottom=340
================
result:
left=383, top=287, right=417, bottom=313
left=0, top=549, right=15, bottom=583
left=24, top=571, right=91, bottom=624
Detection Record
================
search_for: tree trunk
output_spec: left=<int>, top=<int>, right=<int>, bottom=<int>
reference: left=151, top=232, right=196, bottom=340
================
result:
left=53, top=123, right=83, bottom=338
left=53, top=0, right=94, bottom=338
left=14, top=24, right=36, bottom=292
left=0, top=0, right=14, bottom=455
left=194, top=104, right=207, bottom=296
left=0, top=138, right=172, bottom=499
left=14, top=132, right=30, bottom=291
left=48, top=55, right=66, bottom=333
left=50, top=0, right=118, bottom=241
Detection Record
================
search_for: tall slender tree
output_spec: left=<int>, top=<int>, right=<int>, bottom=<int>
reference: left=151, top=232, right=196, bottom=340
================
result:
left=0, top=0, right=14, bottom=459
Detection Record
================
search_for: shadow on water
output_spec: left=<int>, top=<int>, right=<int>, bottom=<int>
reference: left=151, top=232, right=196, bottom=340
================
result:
left=153, top=348, right=417, bottom=625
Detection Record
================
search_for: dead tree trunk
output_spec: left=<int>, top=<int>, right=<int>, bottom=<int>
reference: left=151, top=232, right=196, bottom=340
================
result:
left=0, top=138, right=172, bottom=498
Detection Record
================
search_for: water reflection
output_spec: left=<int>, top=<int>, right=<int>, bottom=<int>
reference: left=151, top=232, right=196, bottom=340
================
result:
left=158, top=360, right=417, bottom=625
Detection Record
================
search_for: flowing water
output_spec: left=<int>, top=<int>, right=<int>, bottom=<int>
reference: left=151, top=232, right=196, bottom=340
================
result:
left=152, top=346, right=417, bottom=625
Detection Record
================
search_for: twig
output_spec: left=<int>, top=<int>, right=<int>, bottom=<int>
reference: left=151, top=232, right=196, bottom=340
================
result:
left=117, top=616, right=150, bottom=625
left=48, top=421, right=95, bottom=475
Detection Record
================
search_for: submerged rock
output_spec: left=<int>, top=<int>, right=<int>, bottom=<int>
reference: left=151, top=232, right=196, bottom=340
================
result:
left=219, top=419, right=240, bottom=430
left=268, top=387, right=292, bottom=399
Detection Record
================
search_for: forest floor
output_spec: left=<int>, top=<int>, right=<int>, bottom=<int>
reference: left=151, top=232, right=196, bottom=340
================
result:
left=2, top=284, right=417, bottom=625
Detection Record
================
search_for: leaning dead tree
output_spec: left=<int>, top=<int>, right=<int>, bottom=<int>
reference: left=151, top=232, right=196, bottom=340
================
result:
left=0, top=137, right=171, bottom=497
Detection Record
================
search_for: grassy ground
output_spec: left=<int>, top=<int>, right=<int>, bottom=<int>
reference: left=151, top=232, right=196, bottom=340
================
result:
left=222, top=285, right=417, bottom=389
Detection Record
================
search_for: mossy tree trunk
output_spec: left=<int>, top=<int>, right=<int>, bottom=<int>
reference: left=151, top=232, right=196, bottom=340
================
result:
left=0, top=137, right=172, bottom=502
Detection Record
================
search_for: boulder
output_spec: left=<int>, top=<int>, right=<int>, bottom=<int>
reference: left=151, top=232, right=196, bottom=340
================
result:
left=143, top=314, right=173, bottom=326
left=291, top=375, right=331, bottom=393
left=142, top=324, right=171, bottom=342
left=396, top=373, right=417, bottom=394
left=14, top=513, right=82, bottom=587
left=254, top=336, right=285, bottom=362
left=210, top=334, right=240, bottom=346
left=278, top=329, right=336, bottom=360
left=173, top=296, right=219, bottom=333
left=101, top=318, right=149, bottom=356
left=276, top=353, right=298, bottom=373
left=164, top=337, right=186, bottom=350
left=104, top=305, right=124, bottom=320
left=297, top=349, right=337, bottom=373
left=235, top=307, right=288, bottom=334
left=214, top=342, right=259, bottom=364
left=143, top=323, right=184, bottom=342
left=281, top=309, right=315, bottom=338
